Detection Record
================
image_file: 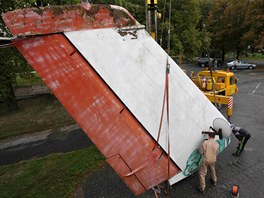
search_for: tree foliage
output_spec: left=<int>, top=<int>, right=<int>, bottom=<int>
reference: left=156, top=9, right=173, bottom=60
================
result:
left=206, top=0, right=263, bottom=60
left=161, top=0, right=202, bottom=60
left=0, top=0, right=31, bottom=111
left=0, top=0, right=79, bottom=111
left=242, top=0, right=264, bottom=50
left=0, top=48, right=29, bottom=111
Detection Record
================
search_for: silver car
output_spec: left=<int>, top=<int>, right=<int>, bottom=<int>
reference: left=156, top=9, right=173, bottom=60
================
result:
left=227, top=60, right=256, bottom=70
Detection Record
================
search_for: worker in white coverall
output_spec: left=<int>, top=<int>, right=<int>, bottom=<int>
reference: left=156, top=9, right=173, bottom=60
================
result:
left=198, top=133, right=219, bottom=193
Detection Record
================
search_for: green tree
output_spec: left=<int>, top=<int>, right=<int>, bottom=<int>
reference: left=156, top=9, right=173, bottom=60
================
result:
left=158, top=0, right=202, bottom=61
left=0, top=48, right=29, bottom=111
left=206, top=0, right=262, bottom=60
left=197, top=0, right=212, bottom=56
left=0, top=0, right=30, bottom=111
left=224, top=0, right=248, bottom=58
left=206, top=0, right=230, bottom=61
left=242, top=0, right=264, bottom=51
left=0, top=0, right=80, bottom=111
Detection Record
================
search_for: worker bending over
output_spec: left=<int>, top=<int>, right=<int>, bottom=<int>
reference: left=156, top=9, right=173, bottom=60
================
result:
left=198, top=133, right=219, bottom=193
left=232, top=126, right=251, bottom=156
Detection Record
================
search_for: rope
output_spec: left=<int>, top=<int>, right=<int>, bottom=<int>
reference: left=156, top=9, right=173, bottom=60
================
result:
left=166, top=0, right=172, bottom=194
left=153, top=0, right=173, bottom=196
left=167, top=0, right=172, bottom=54
left=165, top=57, right=172, bottom=198
left=154, top=68, right=168, bottom=146
left=154, top=0, right=172, bottom=148
left=152, top=58, right=172, bottom=198
left=165, top=57, right=170, bottom=178
left=153, top=58, right=170, bottom=149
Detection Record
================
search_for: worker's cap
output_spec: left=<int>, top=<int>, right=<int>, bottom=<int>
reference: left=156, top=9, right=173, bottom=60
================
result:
left=231, top=126, right=241, bottom=134
left=230, top=124, right=235, bottom=130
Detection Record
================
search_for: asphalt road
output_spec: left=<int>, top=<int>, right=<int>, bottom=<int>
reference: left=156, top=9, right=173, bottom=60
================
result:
left=1, top=64, right=264, bottom=197
left=0, top=125, right=92, bottom=165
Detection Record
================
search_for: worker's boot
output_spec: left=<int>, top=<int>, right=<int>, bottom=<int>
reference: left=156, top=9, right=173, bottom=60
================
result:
left=198, top=187, right=205, bottom=194
left=210, top=179, right=217, bottom=186
left=232, top=151, right=240, bottom=156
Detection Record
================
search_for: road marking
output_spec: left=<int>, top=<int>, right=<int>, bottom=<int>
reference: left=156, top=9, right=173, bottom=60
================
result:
left=250, top=82, right=261, bottom=95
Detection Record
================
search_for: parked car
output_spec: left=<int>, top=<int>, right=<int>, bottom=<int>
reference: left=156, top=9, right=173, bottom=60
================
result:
left=227, top=60, right=256, bottom=70
left=197, top=57, right=213, bottom=67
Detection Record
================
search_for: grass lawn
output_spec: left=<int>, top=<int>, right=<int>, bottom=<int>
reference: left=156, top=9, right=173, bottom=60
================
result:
left=225, top=53, right=264, bottom=61
left=239, top=55, right=264, bottom=61
left=0, top=95, right=107, bottom=197
left=0, top=146, right=105, bottom=198
left=0, top=95, right=75, bottom=139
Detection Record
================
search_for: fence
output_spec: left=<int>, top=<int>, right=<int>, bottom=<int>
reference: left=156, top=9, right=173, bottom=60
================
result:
left=14, top=84, right=50, bottom=99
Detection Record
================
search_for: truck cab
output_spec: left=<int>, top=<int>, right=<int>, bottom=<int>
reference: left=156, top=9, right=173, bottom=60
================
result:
left=191, top=69, right=238, bottom=96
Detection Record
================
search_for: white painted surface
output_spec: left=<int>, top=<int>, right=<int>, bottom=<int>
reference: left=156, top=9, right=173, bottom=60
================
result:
left=65, top=28, right=228, bottom=184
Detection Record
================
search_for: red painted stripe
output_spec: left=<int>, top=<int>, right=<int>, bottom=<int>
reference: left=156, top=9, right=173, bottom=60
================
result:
left=2, top=4, right=137, bottom=37
left=14, top=34, right=180, bottom=195
left=228, top=97, right=233, bottom=108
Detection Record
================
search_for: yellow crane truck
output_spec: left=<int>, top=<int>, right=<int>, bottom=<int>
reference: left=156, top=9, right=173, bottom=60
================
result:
left=191, top=69, right=238, bottom=120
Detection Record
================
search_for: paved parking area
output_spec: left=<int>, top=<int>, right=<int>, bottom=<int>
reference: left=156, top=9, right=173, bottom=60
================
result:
left=82, top=65, right=264, bottom=197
